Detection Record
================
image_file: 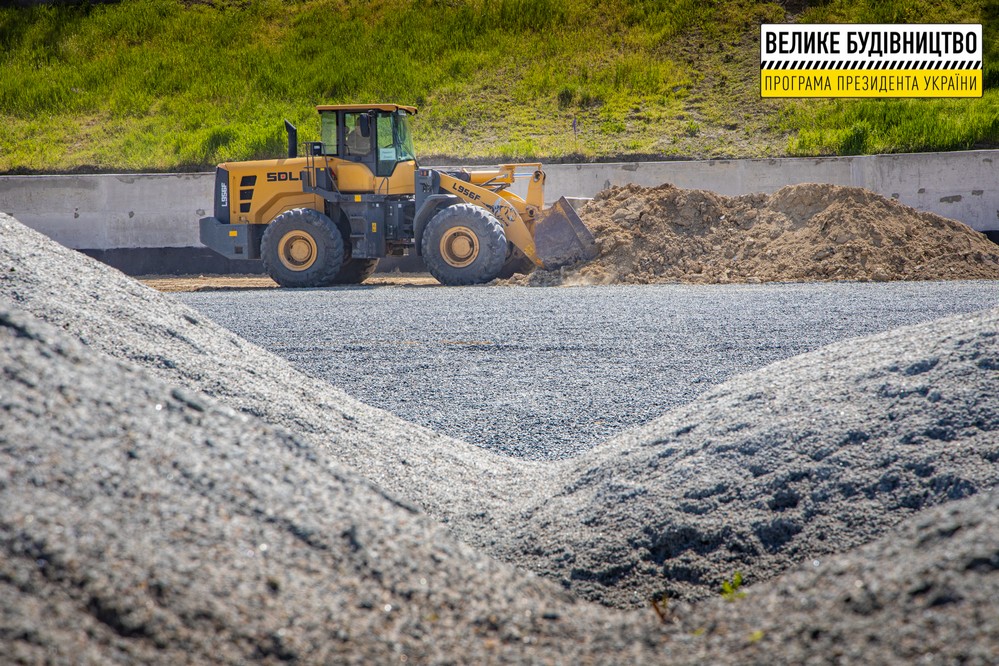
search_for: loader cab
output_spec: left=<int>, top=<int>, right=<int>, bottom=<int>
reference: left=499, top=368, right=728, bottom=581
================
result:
left=316, top=103, right=417, bottom=195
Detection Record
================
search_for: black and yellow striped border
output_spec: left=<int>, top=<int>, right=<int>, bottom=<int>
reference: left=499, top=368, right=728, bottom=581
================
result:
left=761, top=68, right=982, bottom=98
left=761, top=60, right=982, bottom=70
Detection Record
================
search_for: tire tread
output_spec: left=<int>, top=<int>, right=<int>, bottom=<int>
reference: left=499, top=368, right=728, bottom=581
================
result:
left=261, top=208, right=344, bottom=288
left=422, top=204, right=507, bottom=286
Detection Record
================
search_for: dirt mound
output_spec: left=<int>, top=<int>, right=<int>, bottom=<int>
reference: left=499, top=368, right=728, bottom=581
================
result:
left=512, top=183, right=999, bottom=285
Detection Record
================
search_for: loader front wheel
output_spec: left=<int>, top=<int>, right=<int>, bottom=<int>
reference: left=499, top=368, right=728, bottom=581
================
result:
left=422, top=204, right=507, bottom=285
left=262, top=208, right=344, bottom=288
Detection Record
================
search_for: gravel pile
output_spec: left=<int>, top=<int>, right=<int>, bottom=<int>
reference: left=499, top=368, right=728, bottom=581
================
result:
left=0, top=212, right=528, bottom=549
left=6, top=295, right=999, bottom=663
left=504, top=305, right=999, bottom=606
left=0, top=306, right=665, bottom=663
left=2, top=212, right=999, bottom=661
left=508, top=183, right=999, bottom=285
left=671, top=485, right=999, bottom=665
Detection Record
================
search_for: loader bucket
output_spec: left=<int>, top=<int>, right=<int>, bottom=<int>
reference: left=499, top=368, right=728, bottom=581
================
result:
left=533, top=197, right=599, bottom=270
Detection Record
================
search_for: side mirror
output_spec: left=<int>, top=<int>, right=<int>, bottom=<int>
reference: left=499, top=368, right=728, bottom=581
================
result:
left=359, top=114, right=371, bottom=138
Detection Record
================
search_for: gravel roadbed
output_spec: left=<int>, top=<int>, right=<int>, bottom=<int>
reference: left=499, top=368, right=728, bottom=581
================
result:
left=177, top=281, right=999, bottom=459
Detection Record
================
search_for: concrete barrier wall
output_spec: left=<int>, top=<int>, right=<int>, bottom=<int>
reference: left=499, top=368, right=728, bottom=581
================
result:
left=0, top=173, right=212, bottom=250
left=1, top=150, right=996, bottom=274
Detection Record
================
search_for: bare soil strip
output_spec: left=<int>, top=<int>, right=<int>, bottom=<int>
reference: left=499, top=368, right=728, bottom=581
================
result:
left=140, top=273, right=440, bottom=292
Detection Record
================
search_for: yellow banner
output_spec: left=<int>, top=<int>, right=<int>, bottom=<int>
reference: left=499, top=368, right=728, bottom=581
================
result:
left=760, top=69, right=982, bottom=98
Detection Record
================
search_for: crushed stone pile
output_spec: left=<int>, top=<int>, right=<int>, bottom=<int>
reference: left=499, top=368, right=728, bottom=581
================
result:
left=2, top=212, right=999, bottom=661
left=672, top=485, right=999, bottom=665
left=3, top=213, right=999, bottom=608
left=504, top=306, right=999, bottom=606
left=0, top=306, right=664, bottom=663
left=0, top=212, right=529, bottom=550
left=513, top=183, right=999, bottom=285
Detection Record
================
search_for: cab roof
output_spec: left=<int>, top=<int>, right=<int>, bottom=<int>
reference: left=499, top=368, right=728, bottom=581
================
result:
left=315, top=103, right=417, bottom=114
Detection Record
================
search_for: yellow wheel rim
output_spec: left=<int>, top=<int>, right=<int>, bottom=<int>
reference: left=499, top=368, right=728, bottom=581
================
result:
left=278, top=231, right=318, bottom=272
left=439, top=226, right=479, bottom=268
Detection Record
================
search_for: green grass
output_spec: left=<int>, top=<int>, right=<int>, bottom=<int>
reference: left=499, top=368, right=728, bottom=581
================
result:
left=785, top=98, right=999, bottom=155
left=0, top=0, right=995, bottom=172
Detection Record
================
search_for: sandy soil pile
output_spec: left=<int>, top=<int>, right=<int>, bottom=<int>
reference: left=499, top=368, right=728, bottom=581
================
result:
left=3, top=212, right=999, bottom=662
left=513, top=183, right=999, bottom=285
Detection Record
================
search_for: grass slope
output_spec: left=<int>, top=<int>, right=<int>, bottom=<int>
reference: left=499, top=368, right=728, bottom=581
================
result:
left=0, top=0, right=996, bottom=172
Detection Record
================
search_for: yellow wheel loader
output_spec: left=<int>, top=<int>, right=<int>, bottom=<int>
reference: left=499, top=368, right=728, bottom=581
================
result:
left=199, top=103, right=597, bottom=287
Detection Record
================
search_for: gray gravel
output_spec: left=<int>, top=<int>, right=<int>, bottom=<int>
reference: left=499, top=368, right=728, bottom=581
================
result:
left=0, top=306, right=665, bottom=664
left=508, top=306, right=999, bottom=607
left=0, top=214, right=530, bottom=550
left=673, top=484, right=999, bottom=665
left=176, top=281, right=999, bottom=459
left=3, top=213, right=999, bottom=662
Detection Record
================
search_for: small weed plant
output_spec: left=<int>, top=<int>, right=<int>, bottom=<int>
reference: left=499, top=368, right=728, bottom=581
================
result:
left=721, top=571, right=746, bottom=601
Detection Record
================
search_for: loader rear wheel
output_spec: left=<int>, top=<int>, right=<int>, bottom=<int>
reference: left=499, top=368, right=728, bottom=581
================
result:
left=262, top=208, right=344, bottom=288
left=422, top=204, right=507, bottom=285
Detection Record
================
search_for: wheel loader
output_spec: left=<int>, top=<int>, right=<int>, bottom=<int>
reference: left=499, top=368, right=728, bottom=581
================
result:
left=199, top=103, right=597, bottom=287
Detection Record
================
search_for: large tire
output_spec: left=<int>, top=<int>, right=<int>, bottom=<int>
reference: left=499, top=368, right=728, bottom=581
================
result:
left=329, top=258, right=379, bottom=285
left=261, top=208, right=344, bottom=288
left=421, top=204, right=507, bottom=285
left=496, top=244, right=536, bottom=279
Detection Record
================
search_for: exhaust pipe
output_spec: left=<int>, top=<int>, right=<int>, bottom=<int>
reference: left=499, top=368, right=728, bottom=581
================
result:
left=284, top=120, right=297, bottom=158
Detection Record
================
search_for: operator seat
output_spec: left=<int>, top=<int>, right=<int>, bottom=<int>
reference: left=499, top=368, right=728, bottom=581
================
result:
left=346, top=124, right=370, bottom=157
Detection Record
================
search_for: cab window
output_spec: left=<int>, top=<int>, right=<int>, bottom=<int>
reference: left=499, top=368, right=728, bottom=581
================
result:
left=374, top=110, right=416, bottom=177
left=375, top=113, right=395, bottom=176
left=319, top=112, right=338, bottom=155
